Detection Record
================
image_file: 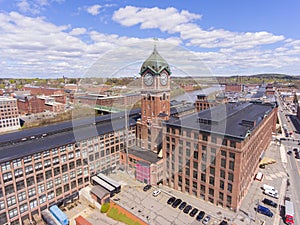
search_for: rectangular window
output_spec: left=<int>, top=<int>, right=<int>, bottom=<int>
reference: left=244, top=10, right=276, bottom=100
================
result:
left=209, top=188, right=214, bottom=196
left=220, top=180, right=224, bottom=190
left=227, top=183, right=232, bottom=193
left=229, top=152, right=235, bottom=159
left=29, top=199, right=38, bottom=209
left=229, top=161, right=235, bottom=170
left=202, top=134, right=208, bottom=141
left=211, top=136, right=217, bottom=144
left=220, top=170, right=225, bottom=179
left=28, top=188, right=36, bottom=198
left=230, top=141, right=236, bottom=148
left=227, top=195, right=232, bottom=205
left=7, top=196, right=16, bottom=207
left=9, top=208, right=18, bottom=219
left=222, top=139, right=227, bottom=146
left=25, top=165, right=33, bottom=175
left=39, top=194, right=46, bottom=204
left=221, top=158, right=226, bottom=168
left=3, top=172, right=13, bottom=182
left=228, top=173, right=234, bottom=182
left=5, top=184, right=14, bottom=195
left=24, top=156, right=32, bottom=164
left=44, top=159, right=51, bottom=168
left=201, top=173, right=206, bottom=182
left=35, top=162, right=43, bottom=171
left=13, top=159, right=22, bottom=168
left=18, top=191, right=27, bottom=202
left=43, top=150, right=50, bottom=158
left=19, top=203, right=28, bottom=213
left=16, top=180, right=25, bottom=191
left=1, top=162, right=11, bottom=171
left=46, top=180, right=53, bottom=190
left=14, top=168, right=23, bottom=179
left=38, top=184, right=45, bottom=194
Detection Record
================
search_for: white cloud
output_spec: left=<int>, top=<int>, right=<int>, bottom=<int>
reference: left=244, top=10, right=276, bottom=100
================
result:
left=113, top=6, right=285, bottom=50
left=86, top=4, right=102, bottom=16
left=113, top=6, right=201, bottom=32
left=0, top=8, right=300, bottom=78
left=69, top=28, right=87, bottom=36
left=16, top=0, right=65, bottom=15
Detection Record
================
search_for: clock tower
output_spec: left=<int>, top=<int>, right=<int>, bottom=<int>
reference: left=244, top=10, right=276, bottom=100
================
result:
left=137, top=46, right=171, bottom=152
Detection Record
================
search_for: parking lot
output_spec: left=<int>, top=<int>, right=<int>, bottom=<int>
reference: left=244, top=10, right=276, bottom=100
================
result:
left=113, top=185, right=229, bottom=225
left=111, top=139, right=288, bottom=225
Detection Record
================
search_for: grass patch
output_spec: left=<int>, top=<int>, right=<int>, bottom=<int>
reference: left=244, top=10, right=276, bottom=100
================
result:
left=107, top=207, right=142, bottom=225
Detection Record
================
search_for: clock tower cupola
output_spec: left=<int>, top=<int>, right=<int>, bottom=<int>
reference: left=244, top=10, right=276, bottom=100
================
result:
left=137, top=46, right=171, bottom=152
left=140, top=46, right=171, bottom=122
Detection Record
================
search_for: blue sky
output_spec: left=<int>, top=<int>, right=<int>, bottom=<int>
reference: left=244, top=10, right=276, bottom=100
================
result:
left=0, top=0, right=300, bottom=78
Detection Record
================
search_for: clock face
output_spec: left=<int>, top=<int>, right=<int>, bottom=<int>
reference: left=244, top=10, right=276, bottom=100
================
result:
left=160, top=73, right=168, bottom=86
left=144, top=73, right=154, bottom=86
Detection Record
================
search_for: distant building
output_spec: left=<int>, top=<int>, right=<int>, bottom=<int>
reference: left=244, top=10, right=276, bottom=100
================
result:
left=0, top=96, right=20, bottom=133
left=225, top=83, right=244, bottom=93
left=16, top=95, right=45, bottom=115
left=265, top=84, right=275, bottom=96
left=195, top=94, right=217, bottom=112
left=23, top=85, right=64, bottom=96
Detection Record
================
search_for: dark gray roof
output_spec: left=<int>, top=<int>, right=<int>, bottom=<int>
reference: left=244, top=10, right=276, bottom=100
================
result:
left=90, top=185, right=110, bottom=199
left=0, top=109, right=140, bottom=146
left=170, top=104, right=195, bottom=115
left=0, top=110, right=140, bottom=163
left=166, top=102, right=275, bottom=140
left=127, top=146, right=161, bottom=164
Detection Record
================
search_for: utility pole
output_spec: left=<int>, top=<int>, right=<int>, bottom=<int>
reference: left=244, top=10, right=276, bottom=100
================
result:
left=124, top=95, right=129, bottom=174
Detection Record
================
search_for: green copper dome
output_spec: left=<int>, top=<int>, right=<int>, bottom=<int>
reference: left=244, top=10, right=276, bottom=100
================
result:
left=140, top=46, right=171, bottom=74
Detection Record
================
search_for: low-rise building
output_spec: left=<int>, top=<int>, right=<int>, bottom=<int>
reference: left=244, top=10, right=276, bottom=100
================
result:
left=0, top=96, right=20, bottom=133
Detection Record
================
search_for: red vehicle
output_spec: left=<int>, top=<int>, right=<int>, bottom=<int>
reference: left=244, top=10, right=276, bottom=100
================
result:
left=285, top=200, right=294, bottom=225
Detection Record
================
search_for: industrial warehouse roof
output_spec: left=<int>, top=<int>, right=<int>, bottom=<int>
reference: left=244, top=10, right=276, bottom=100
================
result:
left=0, top=110, right=140, bottom=163
left=0, top=109, right=140, bottom=146
left=166, top=102, right=275, bottom=140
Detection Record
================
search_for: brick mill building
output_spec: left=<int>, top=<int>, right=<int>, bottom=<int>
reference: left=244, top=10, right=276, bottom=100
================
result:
left=0, top=110, right=138, bottom=225
left=0, top=47, right=278, bottom=224
left=163, top=102, right=277, bottom=210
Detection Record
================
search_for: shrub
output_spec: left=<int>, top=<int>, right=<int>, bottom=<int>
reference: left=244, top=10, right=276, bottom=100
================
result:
left=100, top=202, right=110, bottom=213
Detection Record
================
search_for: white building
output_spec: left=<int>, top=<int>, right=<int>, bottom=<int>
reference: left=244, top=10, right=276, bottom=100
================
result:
left=0, top=96, right=20, bottom=133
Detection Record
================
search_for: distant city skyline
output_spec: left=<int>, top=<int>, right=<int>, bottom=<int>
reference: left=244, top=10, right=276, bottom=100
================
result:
left=0, top=0, right=300, bottom=78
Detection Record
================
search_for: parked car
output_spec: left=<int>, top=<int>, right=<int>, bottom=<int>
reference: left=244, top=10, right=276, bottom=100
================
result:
left=259, top=164, right=266, bottom=169
left=257, top=205, right=273, bottom=217
left=264, top=189, right=279, bottom=199
left=167, top=196, right=176, bottom=205
left=152, top=189, right=161, bottom=197
left=189, top=208, right=199, bottom=217
left=196, top=211, right=205, bottom=221
left=262, top=198, right=278, bottom=208
left=172, top=198, right=182, bottom=208
left=219, top=220, right=228, bottom=225
left=178, top=202, right=187, bottom=210
left=143, top=184, right=151, bottom=191
left=202, top=215, right=211, bottom=224
left=183, top=205, right=192, bottom=214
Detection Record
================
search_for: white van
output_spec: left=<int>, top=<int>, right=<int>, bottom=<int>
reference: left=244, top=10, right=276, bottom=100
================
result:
left=264, top=189, right=279, bottom=199
left=263, top=184, right=277, bottom=193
